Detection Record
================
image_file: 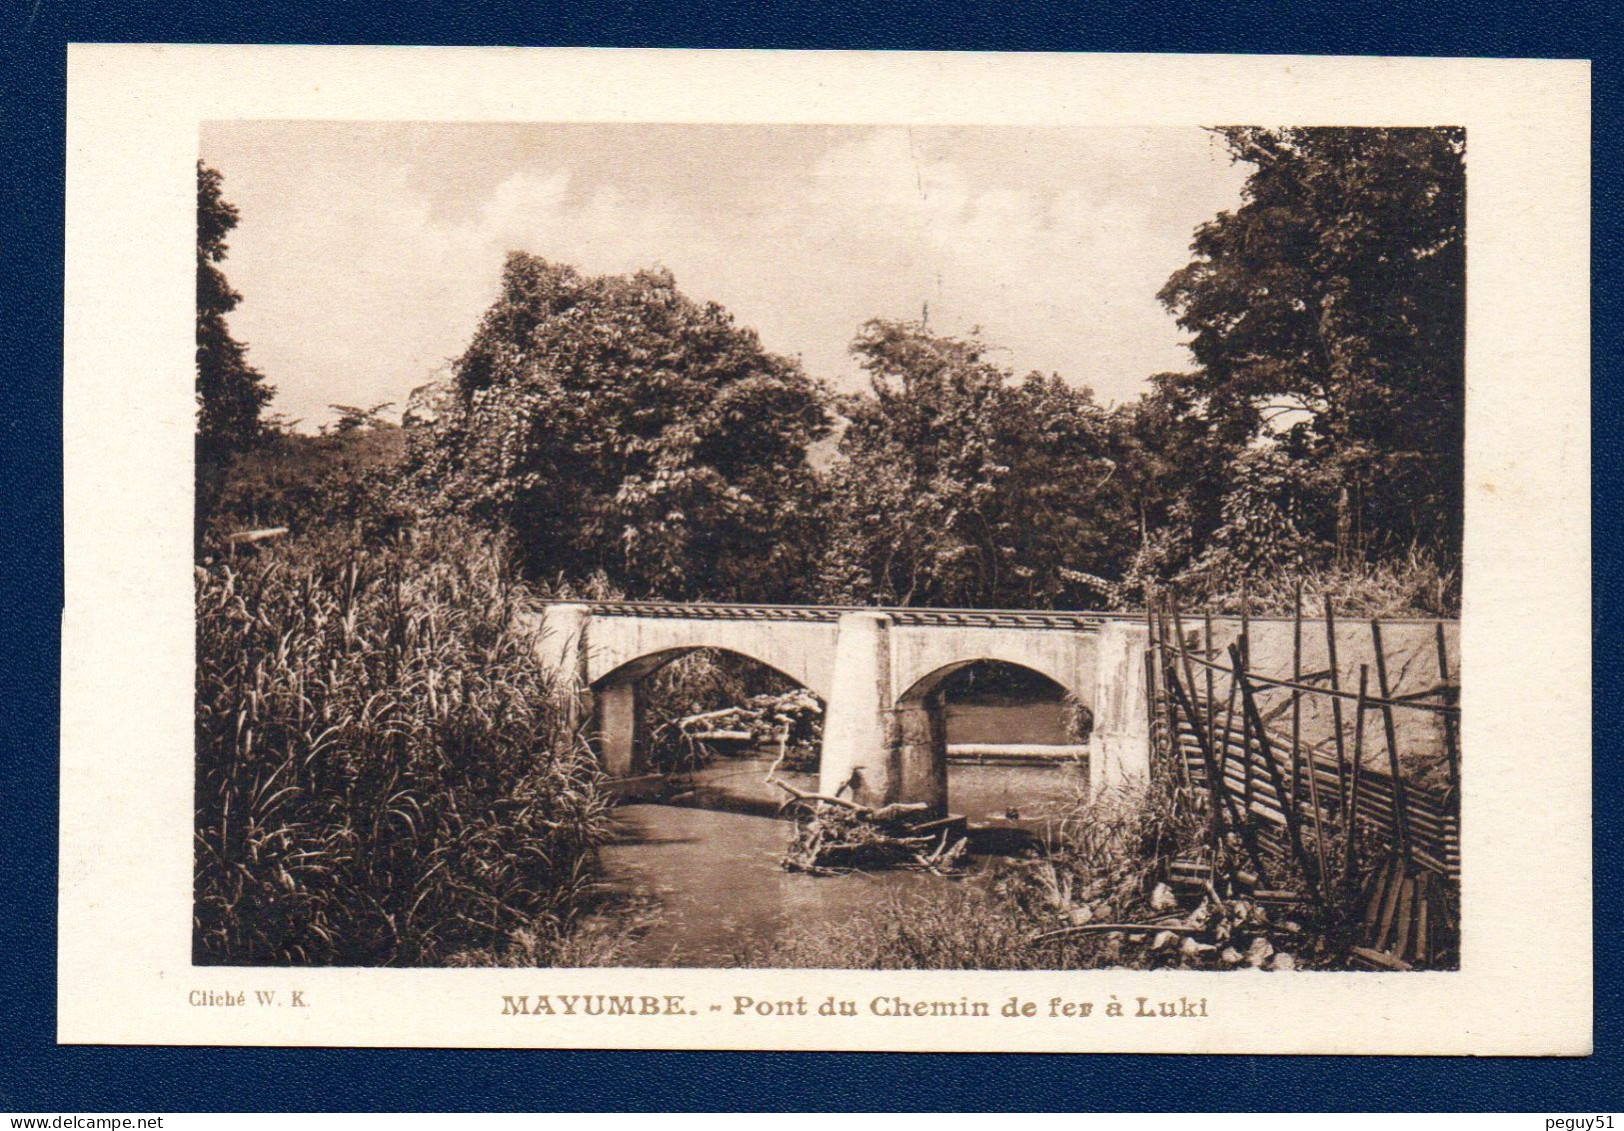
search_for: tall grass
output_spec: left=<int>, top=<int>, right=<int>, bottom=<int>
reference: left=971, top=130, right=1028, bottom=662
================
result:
left=194, top=521, right=611, bottom=966
left=743, top=887, right=1041, bottom=969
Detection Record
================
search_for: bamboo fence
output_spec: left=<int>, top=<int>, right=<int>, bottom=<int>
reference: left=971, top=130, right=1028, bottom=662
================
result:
left=1145, top=588, right=1461, bottom=969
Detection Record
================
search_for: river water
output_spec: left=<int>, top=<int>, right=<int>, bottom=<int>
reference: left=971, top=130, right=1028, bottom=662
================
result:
left=597, top=756, right=1086, bottom=966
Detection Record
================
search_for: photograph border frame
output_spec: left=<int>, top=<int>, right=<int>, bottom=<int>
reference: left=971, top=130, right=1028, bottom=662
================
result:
left=10, top=0, right=1620, bottom=1111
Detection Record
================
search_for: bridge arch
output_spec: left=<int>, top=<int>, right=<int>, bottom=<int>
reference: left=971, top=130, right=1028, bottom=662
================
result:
left=896, top=655, right=1079, bottom=707
left=591, top=645, right=811, bottom=698
left=886, top=625, right=1095, bottom=714
left=580, top=615, right=838, bottom=702
left=887, top=656, right=1085, bottom=817
left=589, top=643, right=825, bottom=780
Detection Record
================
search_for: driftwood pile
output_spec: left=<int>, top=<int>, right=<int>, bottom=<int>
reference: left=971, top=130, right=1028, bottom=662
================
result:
left=765, top=754, right=969, bottom=877
left=655, top=688, right=823, bottom=768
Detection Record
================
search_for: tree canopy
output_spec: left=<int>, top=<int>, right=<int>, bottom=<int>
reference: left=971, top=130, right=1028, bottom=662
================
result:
left=210, top=127, right=1465, bottom=616
left=1156, top=127, right=1466, bottom=573
left=818, top=320, right=1128, bottom=608
left=405, top=253, right=832, bottom=600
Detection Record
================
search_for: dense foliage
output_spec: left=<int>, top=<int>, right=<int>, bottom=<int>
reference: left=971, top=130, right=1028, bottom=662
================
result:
left=818, top=320, right=1130, bottom=609
left=209, top=128, right=1464, bottom=614
left=196, top=162, right=276, bottom=542
left=403, top=254, right=832, bottom=601
left=194, top=523, right=610, bottom=965
left=1151, top=127, right=1466, bottom=593
left=208, top=416, right=409, bottom=544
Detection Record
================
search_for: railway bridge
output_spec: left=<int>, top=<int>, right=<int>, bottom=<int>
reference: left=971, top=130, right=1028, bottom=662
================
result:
left=528, top=601, right=1152, bottom=816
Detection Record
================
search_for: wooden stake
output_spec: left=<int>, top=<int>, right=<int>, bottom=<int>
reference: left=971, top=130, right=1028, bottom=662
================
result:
left=1343, top=666, right=1369, bottom=889
left=1175, top=650, right=1273, bottom=890
left=1144, top=589, right=1159, bottom=687
left=1414, top=872, right=1432, bottom=966
left=1434, top=621, right=1460, bottom=807
left=1370, top=620, right=1411, bottom=863
left=1231, top=642, right=1323, bottom=903
left=1377, top=869, right=1409, bottom=952
left=1360, top=854, right=1392, bottom=938
left=1143, top=649, right=1161, bottom=778
left=1169, top=590, right=1207, bottom=758
left=1239, top=581, right=1251, bottom=668
left=1324, top=596, right=1349, bottom=814
left=1231, top=645, right=1253, bottom=819
left=1156, top=600, right=1191, bottom=789
left=1392, top=874, right=1416, bottom=957
left=1290, top=583, right=1304, bottom=815
left=1203, top=607, right=1218, bottom=775
left=1169, top=590, right=1227, bottom=859
left=1167, top=666, right=1237, bottom=844
left=1296, top=588, right=1331, bottom=894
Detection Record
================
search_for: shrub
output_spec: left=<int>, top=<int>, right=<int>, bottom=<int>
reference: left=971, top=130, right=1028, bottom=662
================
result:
left=741, top=886, right=1040, bottom=969
left=207, top=422, right=410, bottom=547
left=194, top=520, right=611, bottom=965
left=1176, top=543, right=1459, bottom=618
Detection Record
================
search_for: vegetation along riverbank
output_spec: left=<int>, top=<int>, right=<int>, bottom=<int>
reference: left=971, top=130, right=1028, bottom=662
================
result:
left=194, top=126, right=1464, bottom=968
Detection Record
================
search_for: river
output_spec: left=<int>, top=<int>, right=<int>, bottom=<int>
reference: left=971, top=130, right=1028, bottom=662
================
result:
left=596, top=754, right=1086, bottom=966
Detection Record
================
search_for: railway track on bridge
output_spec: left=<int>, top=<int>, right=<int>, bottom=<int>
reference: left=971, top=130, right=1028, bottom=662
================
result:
left=531, top=599, right=1143, bottom=631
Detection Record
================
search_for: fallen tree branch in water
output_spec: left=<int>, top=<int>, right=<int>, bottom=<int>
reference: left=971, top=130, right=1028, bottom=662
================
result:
left=767, top=773, right=930, bottom=822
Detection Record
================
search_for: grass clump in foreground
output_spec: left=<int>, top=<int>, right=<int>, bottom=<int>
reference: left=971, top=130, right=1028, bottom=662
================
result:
left=194, top=521, right=613, bottom=966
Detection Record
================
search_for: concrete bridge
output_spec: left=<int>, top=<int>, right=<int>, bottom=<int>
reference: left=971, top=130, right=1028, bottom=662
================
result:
left=528, top=601, right=1153, bottom=816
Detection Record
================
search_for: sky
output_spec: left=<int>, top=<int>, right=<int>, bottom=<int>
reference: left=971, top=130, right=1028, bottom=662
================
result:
left=200, top=123, right=1249, bottom=431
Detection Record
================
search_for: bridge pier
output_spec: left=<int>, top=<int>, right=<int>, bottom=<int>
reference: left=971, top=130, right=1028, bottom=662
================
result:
left=540, top=602, right=592, bottom=732
left=818, top=612, right=898, bottom=808
left=890, top=693, right=949, bottom=816
left=595, top=680, right=645, bottom=778
left=1089, top=620, right=1152, bottom=795
left=817, top=611, right=950, bottom=817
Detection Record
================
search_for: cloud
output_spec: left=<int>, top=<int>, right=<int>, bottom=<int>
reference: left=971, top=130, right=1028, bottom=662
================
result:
left=206, top=124, right=1246, bottom=430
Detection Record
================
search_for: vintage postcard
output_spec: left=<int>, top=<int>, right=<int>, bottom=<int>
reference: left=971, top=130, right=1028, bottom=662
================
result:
left=61, top=46, right=1590, bottom=1052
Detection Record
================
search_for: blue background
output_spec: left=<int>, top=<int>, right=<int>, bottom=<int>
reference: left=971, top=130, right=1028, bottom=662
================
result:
left=2, top=0, right=1617, bottom=1112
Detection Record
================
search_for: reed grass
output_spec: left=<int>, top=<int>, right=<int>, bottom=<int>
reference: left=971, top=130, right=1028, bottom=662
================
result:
left=194, top=521, right=611, bottom=966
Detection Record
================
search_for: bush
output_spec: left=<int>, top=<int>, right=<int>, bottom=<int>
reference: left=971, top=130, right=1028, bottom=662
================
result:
left=743, top=886, right=1040, bottom=969
left=207, top=422, right=410, bottom=548
left=194, top=520, right=611, bottom=965
left=1176, top=543, right=1459, bottom=618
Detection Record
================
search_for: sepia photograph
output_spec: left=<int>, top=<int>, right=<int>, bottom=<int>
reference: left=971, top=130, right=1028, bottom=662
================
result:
left=192, top=119, right=1464, bottom=974
left=57, top=45, right=1590, bottom=1056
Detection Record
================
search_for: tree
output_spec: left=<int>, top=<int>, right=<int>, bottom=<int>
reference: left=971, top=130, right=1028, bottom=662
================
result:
left=1157, top=127, right=1466, bottom=568
left=197, top=162, right=275, bottom=541
left=818, top=320, right=1129, bottom=608
left=405, top=253, right=831, bottom=600
left=1102, top=372, right=1248, bottom=601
